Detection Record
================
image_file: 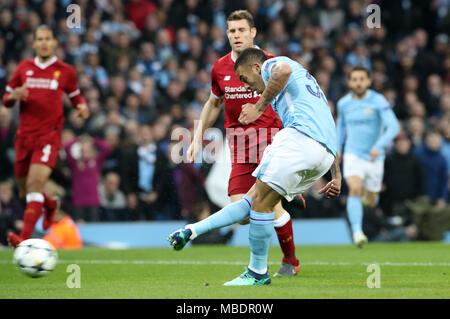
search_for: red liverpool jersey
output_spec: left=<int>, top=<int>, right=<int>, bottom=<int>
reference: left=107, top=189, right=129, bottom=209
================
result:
left=2, top=56, right=86, bottom=137
left=211, top=51, right=283, bottom=163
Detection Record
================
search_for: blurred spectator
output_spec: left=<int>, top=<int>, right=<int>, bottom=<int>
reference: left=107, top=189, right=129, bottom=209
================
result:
left=168, top=142, right=207, bottom=219
left=439, top=118, right=450, bottom=192
left=136, top=42, right=162, bottom=77
left=319, top=0, right=345, bottom=38
left=121, top=93, right=149, bottom=125
left=84, top=52, right=109, bottom=92
left=104, top=31, right=139, bottom=75
left=414, top=129, right=448, bottom=207
left=64, top=135, right=111, bottom=222
left=0, top=179, right=23, bottom=247
left=363, top=206, right=419, bottom=243
left=99, top=172, right=128, bottom=221
left=44, top=203, right=83, bottom=250
left=381, top=131, right=425, bottom=220
left=102, top=125, right=123, bottom=174
left=43, top=180, right=82, bottom=250
left=0, top=107, right=15, bottom=180
left=407, top=116, right=426, bottom=149
left=125, top=0, right=158, bottom=31
left=120, top=124, right=176, bottom=220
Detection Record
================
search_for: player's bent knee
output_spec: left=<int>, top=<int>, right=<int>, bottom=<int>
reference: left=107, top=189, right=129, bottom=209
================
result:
left=363, top=196, right=377, bottom=208
left=25, top=178, right=46, bottom=193
left=250, top=192, right=274, bottom=214
left=273, top=201, right=286, bottom=219
left=349, top=188, right=363, bottom=197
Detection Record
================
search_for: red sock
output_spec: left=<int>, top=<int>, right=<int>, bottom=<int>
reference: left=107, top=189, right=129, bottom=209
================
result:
left=274, top=217, right=299, bottom=266
left=42, top=192, right=56, bottom=211
left=20, top=200, right=44, bottom=239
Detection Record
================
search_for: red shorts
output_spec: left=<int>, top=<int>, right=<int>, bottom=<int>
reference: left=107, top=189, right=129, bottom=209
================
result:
left=14, top=130, right=61, bottom=178
left=228, top=162, right=258, bottom=196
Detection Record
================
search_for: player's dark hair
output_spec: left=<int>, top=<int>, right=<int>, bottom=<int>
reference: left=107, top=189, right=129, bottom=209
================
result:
left=234, top=48, right=268, bottom=71
left=227, top=10, right=254, bottom=29
left=33, top=24, right=55, bottom=40
left=348, top=66, right=371, bottom=79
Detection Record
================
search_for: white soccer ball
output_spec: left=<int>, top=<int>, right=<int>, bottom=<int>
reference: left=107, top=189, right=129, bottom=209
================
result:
left=13, top=239, right=58, bottom=278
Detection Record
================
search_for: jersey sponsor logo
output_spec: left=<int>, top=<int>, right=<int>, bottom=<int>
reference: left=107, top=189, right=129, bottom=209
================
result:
left=25, top=77, right=59, bottom=90
left=348, top=119, right=373, bottom=125
left=224, top=86, right=260, bottom=99
left=365, top=108, right=373, bottom=115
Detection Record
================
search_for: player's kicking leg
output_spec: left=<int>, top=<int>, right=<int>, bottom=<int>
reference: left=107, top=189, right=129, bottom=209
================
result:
left=223, top=180, right=280, bottom=286
left=168, top=194, right=302, bottom=277
left=233, top=194, right=302, bottom=277
left=168, top=186, right=257, bottom=250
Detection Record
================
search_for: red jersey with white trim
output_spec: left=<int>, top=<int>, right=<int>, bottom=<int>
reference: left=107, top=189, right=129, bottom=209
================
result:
left=211, top=51, right=282, bottom=163
left=2, top=57, right=86, bottom=137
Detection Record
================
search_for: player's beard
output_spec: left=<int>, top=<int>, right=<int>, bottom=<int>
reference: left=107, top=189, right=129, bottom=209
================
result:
left=354, top=87, right=368, bottom=99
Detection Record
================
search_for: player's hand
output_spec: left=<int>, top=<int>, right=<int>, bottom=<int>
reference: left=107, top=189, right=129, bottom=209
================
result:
left=10, top=86, right=29, bottom=102
left=238, top=103, right=262, bottom=125
left=370, top=148, right=379, bottom=162
left=187, top=139, right=202, bottom=162
left=76, top=104, right=90, bottom=120
left=318, top=178, right=341, bottom=198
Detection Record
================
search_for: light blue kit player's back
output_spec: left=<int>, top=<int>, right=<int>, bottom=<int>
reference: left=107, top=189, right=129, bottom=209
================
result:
left=251, top=56, right=338, bottom=201
left=261, top=56, right=337, bottom=157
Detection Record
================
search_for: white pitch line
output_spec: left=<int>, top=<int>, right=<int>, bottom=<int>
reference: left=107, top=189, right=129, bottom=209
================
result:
left=1, top=260, right=449, bottom=266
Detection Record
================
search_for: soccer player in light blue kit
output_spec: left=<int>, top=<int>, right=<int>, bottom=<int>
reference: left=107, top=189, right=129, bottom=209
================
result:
left=337, top=66, right=400, bottom=247
left=168, top=48, right=341, bottom=286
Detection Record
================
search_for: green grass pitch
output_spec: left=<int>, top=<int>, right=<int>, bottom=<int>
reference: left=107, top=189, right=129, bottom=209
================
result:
left=0, top=242, right=449, bottom=299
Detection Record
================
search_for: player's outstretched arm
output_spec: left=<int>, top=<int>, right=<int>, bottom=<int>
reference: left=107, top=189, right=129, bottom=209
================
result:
left=187, top=93, right=224, bottom=162
left=318, top=156, right=342, bottom=199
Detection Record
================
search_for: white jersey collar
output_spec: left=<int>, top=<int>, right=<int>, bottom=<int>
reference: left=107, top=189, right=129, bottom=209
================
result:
left=231, top=45, right=260, bottom=63
left=34, top=56, right=58, bottom=69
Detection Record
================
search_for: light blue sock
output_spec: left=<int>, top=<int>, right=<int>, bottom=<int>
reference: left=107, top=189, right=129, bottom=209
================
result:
left=248, top=210, right=274, bottom=274
left=347, top=196, right=363, bottom=234
left=190, top=196, right=252, bottom=238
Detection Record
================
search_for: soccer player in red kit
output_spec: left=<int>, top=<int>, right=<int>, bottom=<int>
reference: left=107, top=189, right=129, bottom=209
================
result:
left=2, top=25, right=89, bottom=247
left=186, top=10, right=302, bottom=276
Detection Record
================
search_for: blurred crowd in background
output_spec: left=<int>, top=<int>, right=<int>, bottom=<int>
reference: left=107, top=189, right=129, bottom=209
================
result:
left=1, top=0, right=450, bottom=246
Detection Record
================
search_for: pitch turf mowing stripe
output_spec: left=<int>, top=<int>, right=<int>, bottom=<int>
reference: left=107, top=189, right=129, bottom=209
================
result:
left=1, top=259, right=449, bottom=266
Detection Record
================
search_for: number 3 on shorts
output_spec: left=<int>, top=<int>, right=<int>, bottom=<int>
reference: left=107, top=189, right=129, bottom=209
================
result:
left=40, top=144, right=52, bottom=163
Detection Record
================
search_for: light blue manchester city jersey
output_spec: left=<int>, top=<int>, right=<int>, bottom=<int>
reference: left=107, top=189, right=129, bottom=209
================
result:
left=261, top=56, right=337, bottom=156
left=337, top=89, right=400, bottom=161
